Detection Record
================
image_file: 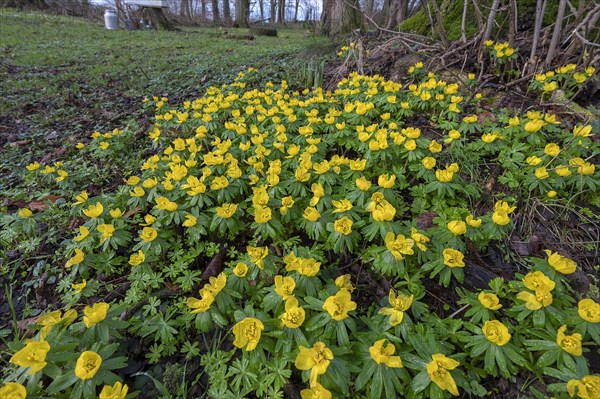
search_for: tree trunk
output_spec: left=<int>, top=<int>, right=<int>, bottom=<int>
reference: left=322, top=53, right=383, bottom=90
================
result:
left=544, top=0, right=567, bottom=68
left=212, top=0, right=221, bottom=23
left=259, top=0, right=265, bottom=21
left=270, top=0, right=277, bottom=23
left=429, top=0, right=448, bottom=47
left=385, top=0, right=408, bottom=29
left=201, top=0, right=207, bottom=21
left=320, top=0, right=361, bottom=36
left=508, top=0, right=517, bottom=48
left=277, top=0, right=285, bottom=23
left=527, top=0, right=546, bottom=75
left=223, top=0, right=232, bottom=24
left=143, top=7, right=176, bottom=30
left=293, top=0, right=299, bottom=22
left=235, top=0, right=250, bottom=27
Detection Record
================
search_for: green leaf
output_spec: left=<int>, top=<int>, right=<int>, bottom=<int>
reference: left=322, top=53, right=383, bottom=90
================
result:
left=410, top=370, right=430, bottom=393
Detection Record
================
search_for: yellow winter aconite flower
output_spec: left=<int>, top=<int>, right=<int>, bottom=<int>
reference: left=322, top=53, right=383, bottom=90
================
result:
left=573, top=124, right=592, bottom=138
left=526, top=155, right=542, bottom=166
left=422, top=156, right=436, bottom=169
left=83, top=202, right=104, bottom=218
left=379, top=290, right=413, bottom=326
left=186, top=288, right=214, bottom=313
left=233, top=262, right=248, bottom=277
left=567, top=375, right=600, bottom=399
left=483, top=320, right=511, bottom=346
left=578, top=299, right=600, bottom=323
left=523, top=271, right=556, bottom=292
left=247, top=246, right=268, bottom=268
left=83, top=302, right=109, bottom=328
left=377, top=174, right=396, bottom=188
left=97, top=224, right=115, bottom=242
left=555, top=165, right=571, bottom=177
left=557, top=325, right=582, bottom=356
left=17, top=208, right=33, bottom=218
left=280, top=196, right=294, bottom=215
left=331, top=199, right=352, bottom=213
left=26, top=161, right=41, bottom=171
left=216, top=203, right=238, bottom=218
left=10, top=340, right=50, bottom=375
left=129, top=186, right=145, bottom=197
left=295, top=342, right=334, bottom=385
left=492, top=200, right=516, bottom=226
left=447, top=220, right=466, bottom=235
left=65, top=248, right=85, bottom=268
left=140, top=227, right=158, bottom=242
left=366, top=192, right=396, bottom=222
left=429, top=140, right=442, bottom=153
left=544, top=143, right=561, bottom=157
left=427, top=353, right=460, bottom=396
left=182, top=214, right=197, bottom=227
left=443, top=248, right=465, bottom=268
left=280, top=297, right=306, bottom=329
left=274, top=275, right=296, bottom=299
left=524, top=119, right=545, bottom=133
left=75, top=351, right=102, bottom=380
left=303, top=207, right=321, bottom=222
left=478, top=292, right=502, bottom=310
left=0, top=382, right=27, bottom=399
left=254, top=206, right=272, bottom=223
left=72, top=279, right=87, bottom=293
left=535, top=167, right=549, bottom=180
left=465, top=215, right=482, bottom=228
left=155, top=196, right=178, bottom=211
left=384, top=232, right=414, bottom=260
left=544, top=249, right=577, bottom=274
left=356, top=176, right=372, bottom=191
left=128, top=250, right=145, bottom=266
left=335, top=274, right=354, bottom=292
left=322, top=289, right=357, bottom=321
left=232, top=317, right=264, bottom=351
left=369, top=339, right=403, bottom=368
left=517, top=289, right=553, bottom=310
left=99, top=381, right=129, bottom=399
left=300, top=382, right=332, bottom=399
left=334, top=217, right=353, bottom=235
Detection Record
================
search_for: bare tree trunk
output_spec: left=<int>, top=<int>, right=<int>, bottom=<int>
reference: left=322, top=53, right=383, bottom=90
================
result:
left=429, top=0, right=448, bottom=47
left=223, top=0, right=232, bottom=24
left=143, top=7, right=176, bottom=30
left=527, top=0, right=546, bottom=75
left=293, top=0, right=299, bottom=22
left=212, top=0, right=221, bottom=23
left=471, top=0, right=483, bottom=30
left=460, top=0, right=468, bottom=43
left=259, top=0, right=265, bottom=21
left=277, top=0, right=285, bottom=23
left=201, top=0, right=207, bottom=21
left=270, top=0, right=277, bottom=23
left=544, top=0, right=567, bottom=68
left=235, top=0, right=249, bottom=26
left=481, top=0, right=501, bottom=47
left=320, top=0, right=361, bottom=36
left=508, top=0, right=517, bottom=47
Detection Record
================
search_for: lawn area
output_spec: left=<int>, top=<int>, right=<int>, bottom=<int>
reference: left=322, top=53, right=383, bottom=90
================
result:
left=0, top=10, right=330, bottom=191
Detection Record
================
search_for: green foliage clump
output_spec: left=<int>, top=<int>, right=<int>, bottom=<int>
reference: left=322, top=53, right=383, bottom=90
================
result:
left=1, top=65, right=599, bottom=398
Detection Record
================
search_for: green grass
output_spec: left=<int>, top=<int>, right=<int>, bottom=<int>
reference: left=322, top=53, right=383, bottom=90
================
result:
left=0, top=9, right=331, bottom=194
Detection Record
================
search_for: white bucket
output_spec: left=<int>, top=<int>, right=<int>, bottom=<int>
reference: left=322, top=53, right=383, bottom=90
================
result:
left=104, top=9, right=119, bottom=30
